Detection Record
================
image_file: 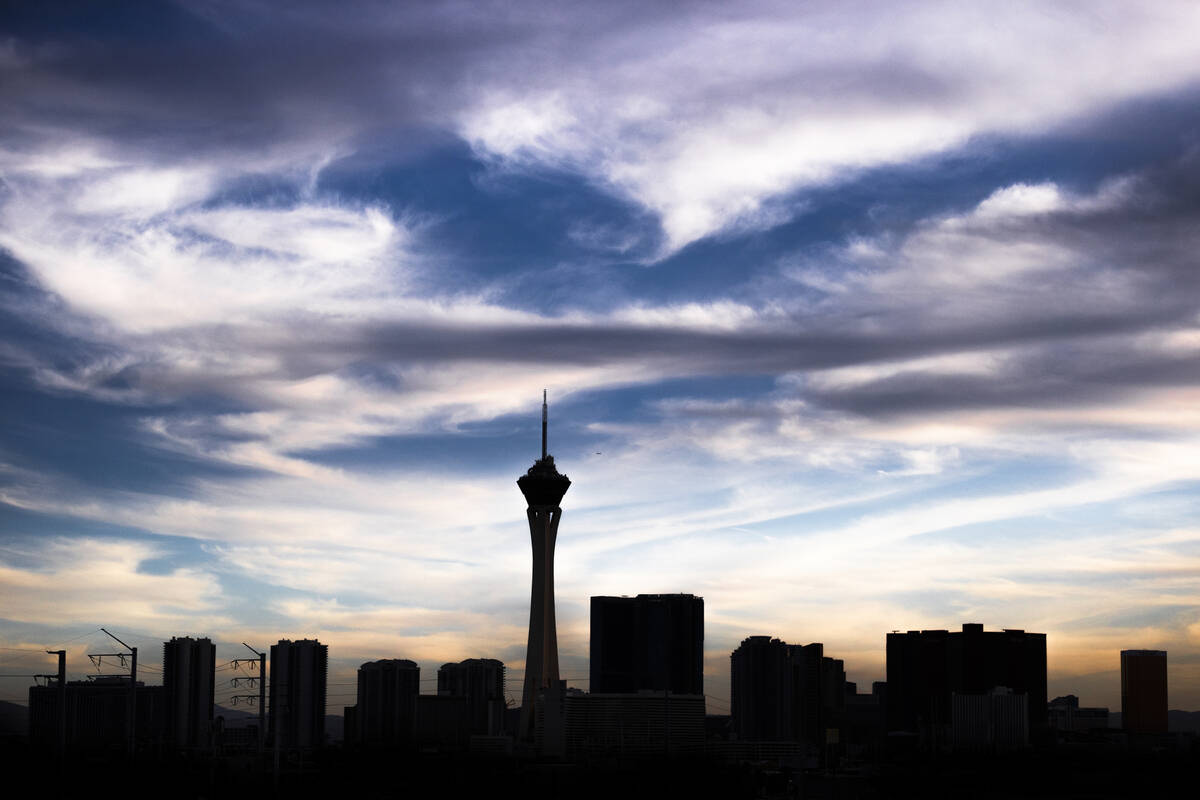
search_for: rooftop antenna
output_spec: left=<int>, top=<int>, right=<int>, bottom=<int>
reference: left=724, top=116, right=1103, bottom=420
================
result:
left=541, top=389, right=548, bottom=460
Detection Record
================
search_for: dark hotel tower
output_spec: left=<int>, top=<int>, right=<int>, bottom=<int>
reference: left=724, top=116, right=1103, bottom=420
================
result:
left=162, top=636, right=216, bottom=750
left=438, top=658, right=507, bottom=736
left=590, top=593, right=704, bottom=695
left=1121, top=649, right=1167, bottom=734
left=269, top=638, right=328, bottom=750
left=516, top=392, right=570, bottom=742
left=886, top=623, right=1047, bottom=741
left=356, top=659, right=419, bottom=745
left=730, top=636, right=844, bottom=744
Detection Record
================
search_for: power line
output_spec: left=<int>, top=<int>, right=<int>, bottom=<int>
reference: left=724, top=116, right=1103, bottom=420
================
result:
left=0, top=647, right=51, bottom=653
left=47, top=628, right=103, bottom=648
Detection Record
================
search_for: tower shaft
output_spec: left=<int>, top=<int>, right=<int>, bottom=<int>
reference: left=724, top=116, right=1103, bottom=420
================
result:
left=518, top=505, right=562, bottom=742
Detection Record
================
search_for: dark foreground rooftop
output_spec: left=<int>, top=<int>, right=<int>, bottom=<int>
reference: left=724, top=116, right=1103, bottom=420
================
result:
left=3, top=738, right=1197, bottom=800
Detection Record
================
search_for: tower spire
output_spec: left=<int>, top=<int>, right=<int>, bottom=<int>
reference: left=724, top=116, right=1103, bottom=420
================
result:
left=541, top=389, right=548, bottom=460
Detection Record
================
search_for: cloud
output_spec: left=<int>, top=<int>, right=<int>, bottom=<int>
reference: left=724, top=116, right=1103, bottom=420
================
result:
left=3, top=146, right=1200, bottom=517
left=0, top=163, right=404, bottom=334
left=457, top=1, right=1200, bottom=251
left=0, top=537, right=227, bottom=630
left=7, top=2, right=1200, bottom=252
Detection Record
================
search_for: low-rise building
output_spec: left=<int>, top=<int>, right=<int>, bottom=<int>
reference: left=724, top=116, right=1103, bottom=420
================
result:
left=564, top=692, right=705, bottom=759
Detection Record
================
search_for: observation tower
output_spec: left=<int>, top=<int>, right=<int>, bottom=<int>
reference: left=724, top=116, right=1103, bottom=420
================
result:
left=516, top=391, right=571, bottom=742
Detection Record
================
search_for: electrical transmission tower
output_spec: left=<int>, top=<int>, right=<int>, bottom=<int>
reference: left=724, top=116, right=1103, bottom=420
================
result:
left=229, top=642, right=266, bottom=753
left=88, top=628, right=137, bottom=754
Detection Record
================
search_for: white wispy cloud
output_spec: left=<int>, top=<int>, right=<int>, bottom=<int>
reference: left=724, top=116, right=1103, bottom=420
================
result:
left=0, top=162, right=404, bottom=333
left=459, top=1, right=1200, bottom=252
left=0, top=538, right=228, bottom=630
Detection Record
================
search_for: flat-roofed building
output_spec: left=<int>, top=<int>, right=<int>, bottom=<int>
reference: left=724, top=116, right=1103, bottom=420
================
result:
left=1047, top=695, right=1109, bottom=733
left=356, top=658, right=419, bottom=745
left=886, top=623, right=1047, bottom=746
left=564, top=691, right=704, bottom=759
left=29, top=678, right=164, bottom=752
left=1121, top=649, right=1167, bottom=734
left=590, top=594, right=704, bottom=696
left=163, top=636, right=215, bottom=750
left=437, top=658, right=506, bottom=736
left=269, top=638, right=327, bottom=750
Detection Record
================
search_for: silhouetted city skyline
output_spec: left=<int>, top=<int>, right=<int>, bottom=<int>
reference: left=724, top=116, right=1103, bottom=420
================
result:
left=5, top=402, right=1194, bottom=748
left=3, top=2, right=1200, bottom=794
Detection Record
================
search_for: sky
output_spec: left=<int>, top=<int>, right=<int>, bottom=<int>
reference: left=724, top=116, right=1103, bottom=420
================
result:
left=2, top=0, right=1200, bottom=715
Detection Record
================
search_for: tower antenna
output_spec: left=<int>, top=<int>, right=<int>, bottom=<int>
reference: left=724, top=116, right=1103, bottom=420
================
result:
left=542, top=389, right=548, bottom=460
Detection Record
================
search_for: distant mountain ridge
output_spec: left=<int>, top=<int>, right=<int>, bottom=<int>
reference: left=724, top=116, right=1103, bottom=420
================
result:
left=1167, top=710, right=1200, bottom=733
left=212, top=705, right=345, bottom=742
left=1105, top=710, right=1200, bottom=733
left=213, top=704, right=259, bottom=726
left=0, top=701, right=27, bottom=736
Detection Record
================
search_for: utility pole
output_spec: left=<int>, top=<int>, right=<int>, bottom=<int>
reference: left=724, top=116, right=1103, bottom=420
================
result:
left=33, top=650, right=67, bottom=759
left=240, top=643, right=278, bottom=788
left=95, top=628, right=137, bottom=754
left=231, top=643, right=266, bottom=754
left=48, top=650, right=65, bottom=757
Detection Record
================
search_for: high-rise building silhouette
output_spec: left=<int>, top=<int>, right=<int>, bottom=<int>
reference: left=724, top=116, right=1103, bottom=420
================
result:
left=1120, top=649, right=1167, bottom=734
left=590, top=593, right=704, bottom=695
left=516, top=392, right=570, bottom=742
left=356, top=658, right=419, bottom=745
left=886, top=623, right=1047, bottom=745
left=269, top=638, right=328, bottom=750
left=162, top=636, right=215, bottom=750
left=438, top=658, right=506, bottom=736
left=730, top=636, right=844, bottom=745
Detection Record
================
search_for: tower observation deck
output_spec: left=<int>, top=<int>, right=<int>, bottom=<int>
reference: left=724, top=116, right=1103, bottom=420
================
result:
left=516, top=391, right=570, bottom=742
